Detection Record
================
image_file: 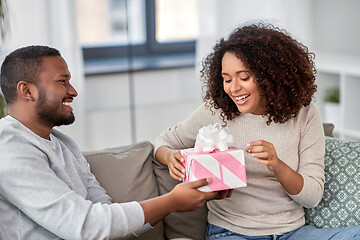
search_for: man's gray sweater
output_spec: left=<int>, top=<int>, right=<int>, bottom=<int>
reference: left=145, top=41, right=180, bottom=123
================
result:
left=0, top=116, right=144, bottom=240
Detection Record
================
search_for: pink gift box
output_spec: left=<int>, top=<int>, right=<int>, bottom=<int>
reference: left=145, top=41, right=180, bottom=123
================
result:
left=181, top=147, right=247, bottom=192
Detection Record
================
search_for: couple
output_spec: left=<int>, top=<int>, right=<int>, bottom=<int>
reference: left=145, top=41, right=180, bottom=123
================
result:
left=1, top=23, right=359, bottom=239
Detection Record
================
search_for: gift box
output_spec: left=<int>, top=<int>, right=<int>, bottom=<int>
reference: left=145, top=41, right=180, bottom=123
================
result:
left=181, top=147, right=247, bottom=192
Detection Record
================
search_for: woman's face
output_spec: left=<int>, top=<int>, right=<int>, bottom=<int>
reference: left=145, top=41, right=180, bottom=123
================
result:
left=222, top=51, right=264, bottom=115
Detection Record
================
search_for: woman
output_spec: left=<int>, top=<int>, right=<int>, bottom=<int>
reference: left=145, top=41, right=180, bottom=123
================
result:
left=154, top=23, right=360, bottom=239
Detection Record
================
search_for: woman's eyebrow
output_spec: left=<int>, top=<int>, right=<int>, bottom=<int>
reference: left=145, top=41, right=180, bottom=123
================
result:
left=221, top=70, right=248, bottom=76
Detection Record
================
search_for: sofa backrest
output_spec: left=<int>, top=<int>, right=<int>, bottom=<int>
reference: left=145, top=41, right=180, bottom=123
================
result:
left=83, top=141, right=165, bottom=240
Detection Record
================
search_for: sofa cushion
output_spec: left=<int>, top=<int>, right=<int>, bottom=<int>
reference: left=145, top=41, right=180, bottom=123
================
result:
left=323, top=123, right=334, bottom=137
left=305, top=137, right=360, bottom=228
left=153, top=160, right=208, bottom=240
left=83, top=141, right=164, bottom=240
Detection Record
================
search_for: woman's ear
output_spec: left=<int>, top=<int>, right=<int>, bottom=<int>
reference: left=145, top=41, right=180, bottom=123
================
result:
left=17, top=81, right=37, bottom=101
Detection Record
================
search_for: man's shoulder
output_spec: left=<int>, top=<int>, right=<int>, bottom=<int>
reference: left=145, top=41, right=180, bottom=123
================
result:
left=0, top=116, right=33, bottom=144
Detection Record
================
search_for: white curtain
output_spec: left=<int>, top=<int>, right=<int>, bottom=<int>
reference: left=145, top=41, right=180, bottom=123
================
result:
left=0, top=0, right=87, bottom=149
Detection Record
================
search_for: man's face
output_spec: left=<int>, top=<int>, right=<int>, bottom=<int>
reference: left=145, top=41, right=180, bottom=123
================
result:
left=36, top=56, right=78, bottom=127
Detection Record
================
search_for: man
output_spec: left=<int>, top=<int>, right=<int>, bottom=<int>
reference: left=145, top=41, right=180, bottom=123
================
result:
left=0, top=45, right=230, bottom=239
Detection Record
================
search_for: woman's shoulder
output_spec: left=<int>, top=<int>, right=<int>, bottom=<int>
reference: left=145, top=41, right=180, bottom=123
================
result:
left=296, top=103, right=323, bottom=133
left=298, top=103, right=321, bottom=119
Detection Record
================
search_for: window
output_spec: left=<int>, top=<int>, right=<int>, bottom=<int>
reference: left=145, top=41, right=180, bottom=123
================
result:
left=156, top=0, right=198, bottom=43
left=76, top=0, right=199, bottom=74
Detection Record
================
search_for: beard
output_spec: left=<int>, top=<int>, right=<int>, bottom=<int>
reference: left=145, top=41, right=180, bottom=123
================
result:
left=36, top=88, right=75, bottom=127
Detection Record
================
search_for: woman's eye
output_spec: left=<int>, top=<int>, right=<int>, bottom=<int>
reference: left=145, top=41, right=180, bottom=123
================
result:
left=240, top=76, right=250, bottom=81
left=239, top=71, right=250, bottom=80
left=223, top=79, right=232, bottom=83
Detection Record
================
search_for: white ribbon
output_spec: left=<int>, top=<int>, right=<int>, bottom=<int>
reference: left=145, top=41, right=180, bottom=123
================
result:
left=194, top=123, right=233, bottom=152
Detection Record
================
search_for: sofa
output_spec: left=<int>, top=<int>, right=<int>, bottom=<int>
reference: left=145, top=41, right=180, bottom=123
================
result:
left=82, top=123, right=360, bottom=240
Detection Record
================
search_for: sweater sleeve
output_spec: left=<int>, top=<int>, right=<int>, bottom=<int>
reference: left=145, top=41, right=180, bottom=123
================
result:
left=288, top=104, right=325, bottom=208
left=0, top=130, right=144, bottom=239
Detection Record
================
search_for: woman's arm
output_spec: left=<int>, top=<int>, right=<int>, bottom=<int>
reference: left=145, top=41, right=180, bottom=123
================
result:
left=246, top=140, right=304, bottom=195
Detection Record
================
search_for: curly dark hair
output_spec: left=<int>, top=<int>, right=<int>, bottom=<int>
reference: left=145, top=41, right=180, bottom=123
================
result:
left=201, top=23, right=317, bottom=125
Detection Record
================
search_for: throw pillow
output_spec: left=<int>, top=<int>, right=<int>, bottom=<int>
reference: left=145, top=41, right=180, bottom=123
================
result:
left=153, top=159, right=209, bottom=240
left=83, top=141, right=164, bottom=240
left=305, top=137, right=360, bottom=228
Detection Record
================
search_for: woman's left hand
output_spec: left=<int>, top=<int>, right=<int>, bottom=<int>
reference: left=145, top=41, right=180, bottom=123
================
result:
left=245, top=140, right=303, bottom=195
left=245, top=140, right=282, bottom=173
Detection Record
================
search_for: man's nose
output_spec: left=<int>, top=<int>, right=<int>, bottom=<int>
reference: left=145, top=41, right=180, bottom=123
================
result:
left=68, top=84, right=78, bottom=97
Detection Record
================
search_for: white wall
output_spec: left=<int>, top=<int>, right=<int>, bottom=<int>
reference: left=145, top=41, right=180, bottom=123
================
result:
left=84, top=67, right=201, bottom=151
left=313, top=0, right=360, bottom=55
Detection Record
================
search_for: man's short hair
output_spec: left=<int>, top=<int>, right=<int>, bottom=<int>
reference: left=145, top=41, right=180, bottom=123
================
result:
left=0, top=45, right=61, bottom=105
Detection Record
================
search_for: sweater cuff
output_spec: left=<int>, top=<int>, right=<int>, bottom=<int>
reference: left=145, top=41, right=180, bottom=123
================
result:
left=110, top=201, right=144, bottom=238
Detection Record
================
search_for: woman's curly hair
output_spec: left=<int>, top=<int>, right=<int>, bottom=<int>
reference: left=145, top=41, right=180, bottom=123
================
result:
left=201, top=23, right=317, bottom=125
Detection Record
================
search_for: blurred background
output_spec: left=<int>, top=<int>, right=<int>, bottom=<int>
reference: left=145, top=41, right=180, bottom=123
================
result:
left=0, top=0, right=359, bottom=151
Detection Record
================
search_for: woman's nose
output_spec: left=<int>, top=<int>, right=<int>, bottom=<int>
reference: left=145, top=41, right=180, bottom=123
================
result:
left=231, top=79, right=242, bottom=93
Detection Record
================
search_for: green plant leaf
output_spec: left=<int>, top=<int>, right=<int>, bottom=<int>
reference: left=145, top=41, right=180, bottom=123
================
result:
left=324, top=87, right=340, bottom=103
left=0, top=0, right=8, bottom=41
left=0, top=94, right=6, bottom=118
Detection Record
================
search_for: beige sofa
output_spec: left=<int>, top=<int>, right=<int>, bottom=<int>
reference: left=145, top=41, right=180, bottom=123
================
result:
left=83, top=123, right=360, bottom=240
left=83, top=141, right=206, bottom=240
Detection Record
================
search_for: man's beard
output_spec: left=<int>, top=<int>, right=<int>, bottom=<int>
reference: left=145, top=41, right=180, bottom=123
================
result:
left=36, top=89, right=75, bottom=127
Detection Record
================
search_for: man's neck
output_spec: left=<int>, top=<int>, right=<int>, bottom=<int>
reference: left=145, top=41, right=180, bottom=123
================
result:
left=8, top=108, right=53, bottom=140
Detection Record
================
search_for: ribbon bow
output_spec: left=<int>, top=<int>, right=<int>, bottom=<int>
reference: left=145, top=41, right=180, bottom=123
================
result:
left=194, top=123, right=233, bottom=152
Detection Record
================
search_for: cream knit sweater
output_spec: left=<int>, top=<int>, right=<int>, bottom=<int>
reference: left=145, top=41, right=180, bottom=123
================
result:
left=154, top=103, right=325, bottom=236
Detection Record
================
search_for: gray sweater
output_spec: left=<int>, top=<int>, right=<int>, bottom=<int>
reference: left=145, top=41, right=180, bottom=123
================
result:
left=0, top=116, right=144, bottom=240
left=155, top=103, right=325, bottom=236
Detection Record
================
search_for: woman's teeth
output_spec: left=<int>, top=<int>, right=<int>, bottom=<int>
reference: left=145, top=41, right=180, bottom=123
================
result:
left=235, top=95, right=249, bottom=101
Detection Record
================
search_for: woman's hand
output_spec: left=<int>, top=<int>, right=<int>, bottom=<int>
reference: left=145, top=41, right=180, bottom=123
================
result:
left=245, top=140, right=282, bottom=173
left=155, top=146, right=186, bottom=181
left=166, top=149, right=186, bottom=181
left=245, top=139, right=303, bottom=195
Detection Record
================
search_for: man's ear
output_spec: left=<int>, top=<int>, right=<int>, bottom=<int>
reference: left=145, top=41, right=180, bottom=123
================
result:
left=17, top=81, right=37, bottom=101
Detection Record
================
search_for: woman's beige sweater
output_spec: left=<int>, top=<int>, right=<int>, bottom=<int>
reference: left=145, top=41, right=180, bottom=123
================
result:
left=154, top=103, right=325, bottom=236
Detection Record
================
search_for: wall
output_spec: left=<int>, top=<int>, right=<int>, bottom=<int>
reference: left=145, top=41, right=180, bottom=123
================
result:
left=313, top=0, right=360, bottom=55
left=83, top=67, right=202, bottom=151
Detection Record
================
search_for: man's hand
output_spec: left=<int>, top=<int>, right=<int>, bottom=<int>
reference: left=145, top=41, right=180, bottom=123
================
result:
left=140, top=178, right=233, bottom=226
